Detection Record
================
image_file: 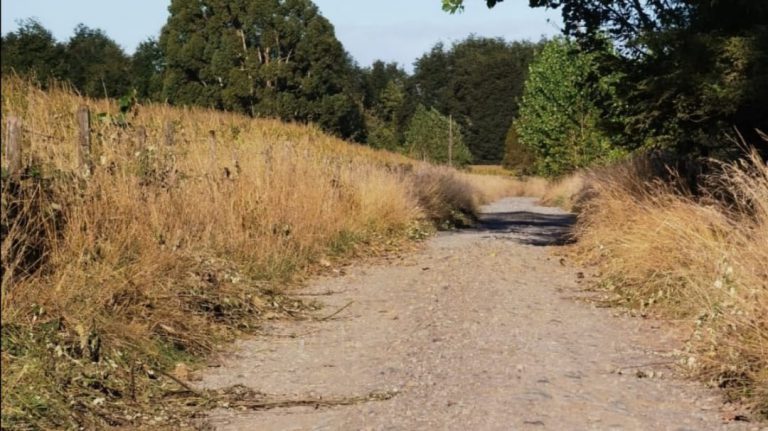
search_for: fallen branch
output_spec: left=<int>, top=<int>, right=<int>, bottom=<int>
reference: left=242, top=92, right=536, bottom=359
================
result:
left=227, top=389, right=397, bottom=411
left=293, top=289, right=347, bottom=297
left=614, top=360, right=678, bottom=371
left=155, top=367, right=204, bottom=397
left=317, top=300, right=354, bottom=321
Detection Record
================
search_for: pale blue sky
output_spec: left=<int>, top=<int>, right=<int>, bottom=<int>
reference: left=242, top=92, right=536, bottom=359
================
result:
left=1, top=0, right=561, bottom=72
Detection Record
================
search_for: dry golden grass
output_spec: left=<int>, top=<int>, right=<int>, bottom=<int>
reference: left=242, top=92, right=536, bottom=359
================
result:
left=0, top=77, right=503, bottom=429
left=466, top=164, right=516, bottom=177
left=540, top=173, right=586, bottom=211
left=461, top=172, right=575, bottom=205
left=459, top=172, right=517, bottom=203
left=572, top=152, right=768, bottom=417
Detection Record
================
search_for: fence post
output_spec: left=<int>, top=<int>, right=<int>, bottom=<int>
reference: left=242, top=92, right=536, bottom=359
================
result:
left=5, top=116, right=22, bottom=178
left=136, top=126, right=147, bottom=150
left=77, top=105, right=92, bottom=176
left=163, top=120, right=175, bottom=147
left=232, top=148, right=241, bottom=176
left=208, top=130, right=217, bottom=174
left=448, top=114, right=453, bottom=167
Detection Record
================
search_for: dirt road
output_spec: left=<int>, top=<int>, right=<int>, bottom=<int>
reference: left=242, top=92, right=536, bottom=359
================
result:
left=200, top=197, right=754, bottom=430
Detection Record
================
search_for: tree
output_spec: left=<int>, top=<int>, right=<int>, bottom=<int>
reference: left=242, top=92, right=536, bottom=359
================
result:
left=515, top=39, right=625, bottom=177
left=411, top=44, right=453, bottom=112
left=405, top=105, right=472, bottom=166
left=361, top=61, right=407, bottom=112
left=64, top=24, right=132, bottom=98
left=356, top=60, right=418, bottom=150
left=412, top=37, right=540, bottom=163
left=365, top=80, right=407, bottom=150
left=131, top=38, right=164, bottom=101
left=442, top=0, right=768, bottom=156
left=365, top=114, right=400, bottom=151
left=1, top=19, right=67, bottom=84
left=159, top=0, right=365, bottom=140
left=501, top=123, right=535, bottom=175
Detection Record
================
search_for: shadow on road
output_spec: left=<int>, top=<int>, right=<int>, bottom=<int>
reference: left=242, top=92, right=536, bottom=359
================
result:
left=470, top=211, right=577, bottom=246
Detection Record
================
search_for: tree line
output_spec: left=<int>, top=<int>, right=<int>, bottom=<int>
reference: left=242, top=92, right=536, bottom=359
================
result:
left=2, top=0, right=545, bottom=167
left=445, top=0, right=768, bottom=176
left=11, top=0, right=757, bottom=174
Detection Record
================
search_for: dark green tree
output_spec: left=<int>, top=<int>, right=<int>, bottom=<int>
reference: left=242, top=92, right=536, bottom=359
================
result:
left=64, top=24, right=132, bottom=98
left=411, top=44, right=453, bottom=111
left=159, top=0, right=364, bottom=140
left=412, top=37, right=540, bottom=163
left=442, top=0, right=768, bottom=157
left=364, top=80, right=406, bottom=150
left=357, top=60, right=418, bottom=150
left=1, top=19, right=67, bottom=84
left=131, top=38, right=164, bottom=101
left=361, top=61, right=405, bottom=110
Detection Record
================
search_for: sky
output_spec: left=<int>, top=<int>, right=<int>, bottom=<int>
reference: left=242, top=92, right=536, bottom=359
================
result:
left=1, top=0, right=562, bottom=72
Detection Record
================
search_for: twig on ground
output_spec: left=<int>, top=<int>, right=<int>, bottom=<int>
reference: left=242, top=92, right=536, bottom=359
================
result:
left=317, top=300, right=354, bottom=321
left=227, top=390, right=397, bottom=411
left=615, top=360, right=678, bottom=371
left=155, top=367, right=205, bottom=397
left=293, top=289, right=347, bottom=297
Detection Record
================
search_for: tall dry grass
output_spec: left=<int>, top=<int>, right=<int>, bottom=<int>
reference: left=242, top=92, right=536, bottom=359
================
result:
left=572, top=152, right=768, bottom=417
left=0, top=77, right=504, bottom=429
left=466, top=164, right=516, bottom=177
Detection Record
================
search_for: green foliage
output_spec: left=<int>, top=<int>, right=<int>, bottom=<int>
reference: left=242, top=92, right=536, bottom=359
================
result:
left=96, top=90, right=138, bottom=128
left=2, top=20, right=134, bottom=99
left=501, top=124, right=535, bottom=175
left=130, top=38, right=164, bottom=101
left=365, top=115, right=400, bottom=151
left=405, top=105, right=472, bottom=166
left=357, top=61, right=418, bottom=149
left=515, top=39, right=625, bottom=177
left=446, top=0, right=768, bottom=157
left=622, top=29, right=768, bottom=155
left=159, top=0, right=364, bottom=141
left=412, top=37, right=540, bottom=163
left=1, top=19, right=67, bottom=85
left=64, top=25, right=132, bottom=98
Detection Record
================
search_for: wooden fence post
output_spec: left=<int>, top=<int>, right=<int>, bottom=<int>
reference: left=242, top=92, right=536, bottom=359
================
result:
left=448, top=114, right=453, bottom=167
left=208, top=130, right=217, bottom=174
left=5, top=116, right=22, bottom=178
left=163, top=120, right=175, bottom=147
left=136, top=126, right=147, bottom=150
left=77, top=105, right=93, bottom=176
left=232, top=148, right=241, bottom=176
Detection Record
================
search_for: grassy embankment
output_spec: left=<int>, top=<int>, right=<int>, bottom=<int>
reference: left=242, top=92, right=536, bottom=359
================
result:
left=541, top=153, right=768, bottom=418
left=0, top=77, right=513, bottom=429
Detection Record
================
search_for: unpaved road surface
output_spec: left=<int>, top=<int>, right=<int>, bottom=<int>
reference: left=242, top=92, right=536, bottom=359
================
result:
left=200, top=197, right=756, bottom=430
